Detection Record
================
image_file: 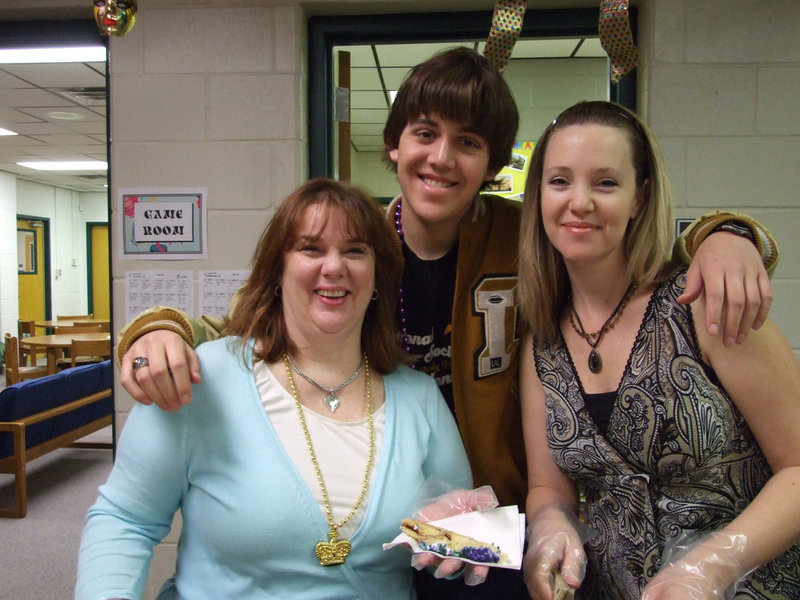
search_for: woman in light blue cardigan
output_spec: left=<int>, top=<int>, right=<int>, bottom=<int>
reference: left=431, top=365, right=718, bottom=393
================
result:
left=76, top=179, right=473, bottom=600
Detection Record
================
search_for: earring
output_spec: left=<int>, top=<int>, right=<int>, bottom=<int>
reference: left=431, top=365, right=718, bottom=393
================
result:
left=371, top=289, right=379, bottom=300
left=274, top=286, right=282, bottom=297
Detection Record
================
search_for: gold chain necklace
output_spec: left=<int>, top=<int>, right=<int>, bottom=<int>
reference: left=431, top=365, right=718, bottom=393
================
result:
left=282, top=353, right=374, bottom=566
left=568, top=283, right=637, bottom=374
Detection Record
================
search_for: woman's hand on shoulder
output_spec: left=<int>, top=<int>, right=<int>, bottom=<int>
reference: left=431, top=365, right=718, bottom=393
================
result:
left=120, top=330, right=201, bottom=411
left=678, top=232, right=772, bottom=347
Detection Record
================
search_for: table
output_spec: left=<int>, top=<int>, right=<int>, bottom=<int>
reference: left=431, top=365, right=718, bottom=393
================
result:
left=20, top=333, right=112, bottom=375
left=34, top=318, right=111, bottom=330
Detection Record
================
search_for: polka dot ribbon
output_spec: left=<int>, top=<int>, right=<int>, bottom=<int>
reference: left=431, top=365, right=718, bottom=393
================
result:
left=599, top=0, right=640, bottom=83
left=484, top=0, right=527, bottom=73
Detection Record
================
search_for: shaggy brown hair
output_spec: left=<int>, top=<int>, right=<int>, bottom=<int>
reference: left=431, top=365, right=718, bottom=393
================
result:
left=383, top=46, right=519, bottom=178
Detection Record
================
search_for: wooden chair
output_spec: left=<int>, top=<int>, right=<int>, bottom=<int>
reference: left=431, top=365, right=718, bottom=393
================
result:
left=72, top=320, right=111, bottom=333
left=18, top=320, right=44, bottom=367
left=56, top=314, right=93, bottom=320
left=62, top=338, right=112, bottom=369
left=4, top=334, right=47, bottom=386
left=54, top=324, right=104, bottom=334
left=54, top=326, right=108, bottom=369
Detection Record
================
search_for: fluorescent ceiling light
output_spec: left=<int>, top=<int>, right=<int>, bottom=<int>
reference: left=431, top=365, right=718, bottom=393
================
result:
left=0, top=127, right=18, bottom=136
left=17, top=160, right=108, bottom=171
left=0, top=46, right=106, bottom=64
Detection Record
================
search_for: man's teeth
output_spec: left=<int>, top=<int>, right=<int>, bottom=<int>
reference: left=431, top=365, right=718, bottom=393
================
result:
left=318, top=290, right=346, bottom=298
left=422, top=177, right=453, bottom=188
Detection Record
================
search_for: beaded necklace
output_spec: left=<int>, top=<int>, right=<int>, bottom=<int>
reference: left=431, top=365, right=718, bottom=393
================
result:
left=282, top=354, right=374, bottom=566
left=568, top=282, right=637, bottom=374
left=394, top=200, right=414, bottom=360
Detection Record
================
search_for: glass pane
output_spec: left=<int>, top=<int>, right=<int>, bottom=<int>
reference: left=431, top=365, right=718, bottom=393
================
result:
left=333, top=38, right=610, bottom=202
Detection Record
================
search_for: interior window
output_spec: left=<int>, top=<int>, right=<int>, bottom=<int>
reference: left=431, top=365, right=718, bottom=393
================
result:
left=308, top=7, right=637, bottom=200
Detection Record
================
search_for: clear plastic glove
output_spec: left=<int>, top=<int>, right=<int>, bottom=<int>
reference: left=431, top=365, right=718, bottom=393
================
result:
left=411, top=485, right=499, bottom=586
left=523, top=506, right=588, bottom=600
left=641, top=531, right=749, bottom=600
left=414, top=485, right=499, bottom=522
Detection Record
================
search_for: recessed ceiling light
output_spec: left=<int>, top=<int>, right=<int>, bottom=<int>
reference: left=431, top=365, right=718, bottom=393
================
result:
left=0, top=46, right=106, bottom=64
left=17, top=160, right=108, bottom=171
left=46, top=111, right=85, bottom=121
left=0, top=127, right=17, bottom=136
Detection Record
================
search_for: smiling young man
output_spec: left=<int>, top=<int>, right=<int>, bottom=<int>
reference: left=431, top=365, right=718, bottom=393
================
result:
left=377, top=52, right=530, bottom=596
left=116, top=48, right=777, bottom=599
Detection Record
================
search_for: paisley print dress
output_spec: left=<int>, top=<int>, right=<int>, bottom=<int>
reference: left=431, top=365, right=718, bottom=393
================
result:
left=533, top=269, right=800, bottom=599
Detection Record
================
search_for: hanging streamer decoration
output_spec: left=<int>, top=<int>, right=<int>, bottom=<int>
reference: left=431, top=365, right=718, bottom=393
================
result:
left=598, top=0, right=640, bottom=83
left=483, top=1, right=528, bottom=73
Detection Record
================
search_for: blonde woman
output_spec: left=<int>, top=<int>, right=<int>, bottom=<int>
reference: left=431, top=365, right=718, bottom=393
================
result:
left=518, top=101, right=800, bottom=599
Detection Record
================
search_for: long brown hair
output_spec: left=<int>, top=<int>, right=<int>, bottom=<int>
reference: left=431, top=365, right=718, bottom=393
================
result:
left=518, top=101, right=673, bottom=341
left=224, top=178, right=406, bottom=374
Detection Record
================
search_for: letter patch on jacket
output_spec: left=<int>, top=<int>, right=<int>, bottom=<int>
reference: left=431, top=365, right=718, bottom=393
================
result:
left=472, top=276, right=518, bottom=378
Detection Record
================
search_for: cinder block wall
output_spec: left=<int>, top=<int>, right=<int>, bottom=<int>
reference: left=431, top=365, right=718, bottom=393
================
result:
left=639, top=0, right=800, bottom=352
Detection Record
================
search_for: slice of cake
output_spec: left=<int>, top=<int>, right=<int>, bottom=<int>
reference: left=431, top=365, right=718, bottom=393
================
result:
left=400, top=518, right=508, bottom=564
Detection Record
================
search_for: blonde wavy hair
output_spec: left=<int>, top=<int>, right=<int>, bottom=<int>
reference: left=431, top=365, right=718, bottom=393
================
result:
left=518, top=101, right=674, bottom=342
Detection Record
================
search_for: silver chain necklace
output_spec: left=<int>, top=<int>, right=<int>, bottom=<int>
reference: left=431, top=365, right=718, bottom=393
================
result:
left=284, top=354, right=363, bottom=413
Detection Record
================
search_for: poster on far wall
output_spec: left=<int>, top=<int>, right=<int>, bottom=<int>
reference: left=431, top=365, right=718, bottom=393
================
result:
left=125, top=270, right=194, bottom=321
left=119, top=188, right=207, bottom=259
left=200, top=270, right=250, bottom=318
left=481, top=141, right=534, bottom=203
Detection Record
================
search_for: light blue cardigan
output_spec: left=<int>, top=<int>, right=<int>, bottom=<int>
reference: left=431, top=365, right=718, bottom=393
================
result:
left=76, top=338, right=472, bottom=600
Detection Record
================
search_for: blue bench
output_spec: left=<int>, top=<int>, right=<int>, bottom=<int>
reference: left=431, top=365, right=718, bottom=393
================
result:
left=0, top=360, right=113, bottom=518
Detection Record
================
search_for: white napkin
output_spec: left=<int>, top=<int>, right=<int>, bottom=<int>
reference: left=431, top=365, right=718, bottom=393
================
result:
left=382, top=505, right=525, bottom=570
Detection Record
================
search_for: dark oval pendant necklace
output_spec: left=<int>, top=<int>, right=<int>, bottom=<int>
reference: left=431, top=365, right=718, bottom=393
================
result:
left=588, top=347, right=603, bottom=374
left=568, top=282, right=637, bottom=374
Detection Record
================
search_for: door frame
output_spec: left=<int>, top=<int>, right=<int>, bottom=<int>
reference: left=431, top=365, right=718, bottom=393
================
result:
left=307, top=7, right=637, bottom=178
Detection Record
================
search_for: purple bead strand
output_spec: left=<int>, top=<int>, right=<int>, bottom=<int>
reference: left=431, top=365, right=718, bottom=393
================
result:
left=394, top=201, right=414, bottom=361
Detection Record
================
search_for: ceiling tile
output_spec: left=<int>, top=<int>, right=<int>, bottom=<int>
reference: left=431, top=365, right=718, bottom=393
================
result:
left=1, top=62, right=105, bottom=89
left=23, top=105, right=105, bottom=122
left=335, top=45, right=376, bottom=68
left=351, top=90, right=389, bottom=110
left=574, top=37, right=607, bottom=57
left=0, top=68, right=35, bottom=88
left=350, top=107, right=389, bottom=125
left=349, top=66, right=383, bottom=90
left=351, top=122, right=384, bottom=136
left=0, top=87, right=72, bottom=108
left=375, top=42, right=471, bottom=67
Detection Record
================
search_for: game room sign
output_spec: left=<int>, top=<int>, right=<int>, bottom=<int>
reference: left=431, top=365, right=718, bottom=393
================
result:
left=120, top=188, right=207, bottom=259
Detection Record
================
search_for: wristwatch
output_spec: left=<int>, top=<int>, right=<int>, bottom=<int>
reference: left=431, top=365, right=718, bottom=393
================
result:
left=711, top=220, right=756, bottom=244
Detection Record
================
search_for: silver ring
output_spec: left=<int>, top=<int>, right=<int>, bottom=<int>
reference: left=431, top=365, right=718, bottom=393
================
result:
left=132, top=356, right=150, bottom=372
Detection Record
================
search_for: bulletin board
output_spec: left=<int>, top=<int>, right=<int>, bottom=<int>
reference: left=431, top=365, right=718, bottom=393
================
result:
left=481, top=141, right=534, bottom=203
